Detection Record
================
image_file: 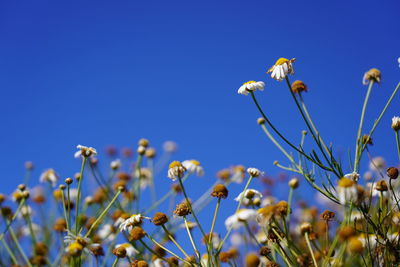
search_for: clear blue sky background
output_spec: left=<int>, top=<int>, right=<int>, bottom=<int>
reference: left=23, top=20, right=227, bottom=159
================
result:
left=0, top=0, right=399, bottom=256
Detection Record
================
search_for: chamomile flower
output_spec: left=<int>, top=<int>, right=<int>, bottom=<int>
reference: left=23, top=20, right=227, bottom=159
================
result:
left=392, top=116, right=400, bottom=131
left=267, top=58, right=295, bottom=81
left=167, top=161, right=186, bottom=181
left=39, top=169, right=59, bottom=187
left=182, top=160, right=204, bottom=176
left=225, top=209, right=257, bottom=230
left=237, top=81, right=265, bottom=96
left=118, top=214, right=151, bottom=232
left=75, top=145, right=97, bottom=158
left=344, top=172, right=360, bottom=182
left=64, top=231, right=100, bottom=256
left=234, top=189, right=263, bottom=206
left=337, top=177, right=358, bottom=205
left=114, top=243, right=139, bottom=258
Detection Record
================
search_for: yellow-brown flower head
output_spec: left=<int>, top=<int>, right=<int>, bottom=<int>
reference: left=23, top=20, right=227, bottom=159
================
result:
left=338, top=226, right=356, bottom=241
left=291, top=80, right=308, bottom=94
left=131, top=260, right=149, bottom=267
left=362, top=68, right=381, bottom=85
left=211, top=184, right=229, bottom=199
left=112, top=246, right=127, bottom=258
left=138, top=138, right=149, bottom=148
left=375, top=180, right=388, bottom=192
left=347, top=237, right=364, bottom=254
left=387, top=167, right=399, bottom=180
left=145, top=148, right=156, bottom=158
left=392, top=117, right=400, bottom=131
left=168, top=161, right=186, bottom=181
left=320, top=210, right=335, bottom=221
left=245, top=252, right=260, bottom=267
left=219, top=251, right=231, bottom=262
left=216, top=169, right=231, bottom=181
left=300, top=222, right=313, bottom=235
left=361, top=134, right=373, bottom=146
left=129, top=226, right=146, bottom=241
left=257, top=117, right=266, bottom=125
left=259, top=246, right=271, bottom=257
left=288, top=178, right=299, bottom=189
left=173, top=202, right=191, bottom=217
left=275, top=201, right=289, bottom=217
left=53, top=218, right=67, bottom=232
left=66, top=242, right=83, bottom=257
left=153, top=212, right=169, bottom=226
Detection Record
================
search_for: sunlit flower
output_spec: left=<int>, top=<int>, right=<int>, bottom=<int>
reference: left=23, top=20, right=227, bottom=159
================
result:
left=39, top=169, right=59, bottom=187
left=167, top=161, right=186, bottom=181
left=237, top=81, right=265, bottom=96
left=64, top=231, right=100, bottom=256
left=182, top=160, right=204, bottom=176
left=114, top=243, right=139, bottom=258
left=75, top=145, right=97, bottom=158
left=392, top=116, right=400, bottom=131
left=267, top=58, right=295, bottom=81
left=337, top=177, right=358, bottom=205
left=225, top=209, right=257, bottom=230
left=362, top=68, right=381, bottom=85
left=247, top=167, right=261, bottom=177
left=118, top=214, right=150, bottom=232
left=234, top=189, right=263, bottom=206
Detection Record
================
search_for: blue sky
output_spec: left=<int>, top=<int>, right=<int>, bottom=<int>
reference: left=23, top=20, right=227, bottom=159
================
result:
left=0, top=0, right=399, bottom=255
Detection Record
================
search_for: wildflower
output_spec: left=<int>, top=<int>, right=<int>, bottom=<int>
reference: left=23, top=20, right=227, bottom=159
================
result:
left=288, top=177, right=299, bottom=189
left=392, top=116, right=400, bottom=131
left=361, top=134, right=373, bottom=146
left=257, top=205, right=276, bottom=225
left=362, top=68, right=381, bottom=85
left=152, top=212, right=169, bottom=226
left=163, top=141, right=178, bottom=153
left=110, top=159, right=121, bottom=170
left=257, top=117, right=266, bottom=125
left=145, top=147, right=156, bottom=158
left=119, top=214, right=150, bottom=232
left=129, top=227, right=146, bottom=241
left=39, top=169, right=59, bottom=187
left=387, top=167, right=399, bottom=179
left=235, top=189, right=263, bottom=206
left=167, top=161, right=186, bottom=181
left=245, top=252, right=260, bottom=267
left=369, top=156, right=386, bottom=171
left=337, top=226, right=356, bottom=241
left=375, top=180, right=388, bottom=192
left=219, top=251, right=231, bottom=263
left=347, top=237, right=364, bottom=254
left=132, top=260, right=149, bottom=267
left=114, top=243, right=138, bottom=258
left=225, top=209, right=257, bottom=230
left=216, top=169, right=231, bottom=181
left=173, top=202, right=191, bottom=217
left=267, top=58, right=295, bottom=81
left=337, top=177, right=358, bottom=205
left=64, top=231, right=100, bottom=256
left=75, top=145, right=97, bottom=158
left=237, top=81, right=265, bottom=96
left=135, top=168, right=152, bottom=189
left=182, top=160, right=204, bottom=176
left=320, top=210, right=335, bottom=221
left=247, top=167, right=261, bottom=177
left=21, top=223, right=40, bottom=237
left=259, top=246, right=271, bottom=257
left=344, top=172, right=360, bottom=182
left=137, top=145, right=146, bottom=155
left=211, top=184, right=229, bottom=199
left=291, top=80, right=308, bottom=94
left=25, top=161, right=34, bottom=170
left=179, top=220, right=197, bottom=230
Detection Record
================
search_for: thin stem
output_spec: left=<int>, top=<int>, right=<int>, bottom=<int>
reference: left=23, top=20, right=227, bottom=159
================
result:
left=183, top=216, right=201, bottom=263
left=85, top=189, right=122, bottom=237
left=354, top=81, right=374, bottom=172
left=208, top=198, right=221, bottom=249
left=111, top=258, right=119, bottom=267
left=8, top=224, right=32, bottom=267
left=24, top=205, right=37, bottom=245
left=286, top=187, right=294, bottom=228
left=305, top=232, right=318, bottom=267
left=75, top=157, right=87, bottom=234
left=0, top=198, right=26, bottom=241
left=396, top=131, right=400, bottom=161
left=161, top=225, right=191, bottom=259
left=1, top=238, right=18, bottom=265
left=143, top=235, right=189, bottom=265
left=244, top=221, right=261, bottom=248
left=67, top=184, right=72, bottom=230
left=61, top=189, right=70, bottom=231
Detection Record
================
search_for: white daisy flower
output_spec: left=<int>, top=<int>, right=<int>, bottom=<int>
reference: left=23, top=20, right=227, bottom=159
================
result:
left=182, top=160, right=204, bottom=176
left=230, top=232, right=243, bottom=246
left=225, top=209, right=257, bottom=230
left=118, top=214, right=150, bottom=232
left=135, top=168, right=153, bottom=189
left=167, top=161, right=186, bottom=181
left=75, top=145, right=97, bottom=158
left=337, top=178, right=358, bottom=205
left=237, top=81, right=265, bottom=96
left=39, top=169, right=59, bottom=187
left=114, top=243, right=139, bottom=258
left=64, top=231, right=99, bottom=256
left=267, top=58, right=295, bottom=81
left=69, top=188, right=79, bottom=200
left=234, top=189, right=263, bottom=206
left=247, top=167, right=262, bottom=177
left=18, top=205, right=33, bottom=218
left=392, top=116, right=400, bottom=131
left=110, top=159, right=122, bottom=170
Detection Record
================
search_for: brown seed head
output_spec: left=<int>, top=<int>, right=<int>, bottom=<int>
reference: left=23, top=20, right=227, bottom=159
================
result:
left=257, top=117, right=266, bottom=125
left=145, top=148, right=156, bottom=158
left=131, top=260, right=149, bottom=267
left=138, top=138, right=149, bottom=148
left=173, top=203, right=191, bottom=217
left=375, top=180, right=388, bottom=192
left=300, top=222, right=313, bottom=235
left=34, top=242, right=48, bottom=256
left=338, top=226, right=356, bottom=241
left=361, top=135, right=373, bottom=146
left=90, top=245, right=105, bottom=257
left=245, top=253, right=260, bottom=267
left=288, top=178, right=299, bottom=189
left=129, top=226, right=146, bottom=241
left=112, top=246, right=127, bottom=258
left=320, top=210, right=335, bottom=221
left=65, top=178, right=73, bottom=185
left=291, top=80, right=308, bottom=94
left=153, top=212, right=169, bottom=226
left=211, top=184, right=229, bottom=199
left=259, top=246, right=271, bottom=257
left=387, top=167, right=399, bottom=180
left=0, top=194, right=6, bottom=204
left=219, top=252, right=230, bottom=262
left=216, top=169, right=231, bottom=181
left=53, top=218, right=67, bottom=232
left=167, top=257, right=179, bottom=266
left=363, top=68, right=381, bottom=84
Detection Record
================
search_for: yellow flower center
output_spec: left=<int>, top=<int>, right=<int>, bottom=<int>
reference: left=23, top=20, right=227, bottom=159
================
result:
left=274, top=58, right=289, bottom=66
left=338, top=177, right=355, bottom=188
left=68, top=242, right=83, bottom=251
left=121, top=243, right=131, bottom=249
left=243, top=80, right=257, bottom=85
left=169, top=161, right=182, bottom=169
left=257, top=205, right=275, bottom=216
left=190, top=160, right=201, bottom=166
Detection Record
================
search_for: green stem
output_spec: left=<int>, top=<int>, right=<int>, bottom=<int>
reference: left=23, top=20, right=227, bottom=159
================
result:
left=61, top=189, right=70, bottom=231
left=1, top=238, right=18, bottom=265
left=8, top=224, right=32, bottom=267
left=305, top=232, right=318, bottom=267
left=111, top=258, right=119, bottom=267
left=183, top=217, right=201, bottom=263
left=208, top=198, right=221, bottom=249
left=75, top=157, right=87, bottom=234
left=161, top=225, right=190, bottom=259
left=0, top=198, right=26, bottom=241
left=286, top=187, right=294, bottom=228
left=396, top=131, right=400, bottom=161
left=354, top=81, right=374, bottom=172
left=143, top=236, right=188, bottom=265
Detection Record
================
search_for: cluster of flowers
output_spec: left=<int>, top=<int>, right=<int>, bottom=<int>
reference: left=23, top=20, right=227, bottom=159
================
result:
left=0, top=57, right=400, bottom=267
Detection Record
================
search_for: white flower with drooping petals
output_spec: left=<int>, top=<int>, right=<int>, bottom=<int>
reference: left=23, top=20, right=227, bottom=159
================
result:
left=267, top=58, right=295, bottom=81
left=75, top=145, right=97, bottom=158
left=234, top=189, right=263, bottom=206
left=114, top=243, right=139, bottom=258
left=182, top=160, right=204, bottom=176
left=238, top=81, right=265, bottom=96
left=118, top=214, right=150, bottom=232
left=337, top=178, right=358, bottom=205
left=225, top=209, right=257, bottom=230
left=152, top=258, right=167, bottom=267
left=167, top=161, right=186, bottom=181
left=39, top=169, right=59, bottom=187
left=247, top=167, right=262, bottom=177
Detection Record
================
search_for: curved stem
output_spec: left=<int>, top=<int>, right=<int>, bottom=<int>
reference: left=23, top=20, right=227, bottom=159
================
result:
left=161, top=225, right=191, bottom=259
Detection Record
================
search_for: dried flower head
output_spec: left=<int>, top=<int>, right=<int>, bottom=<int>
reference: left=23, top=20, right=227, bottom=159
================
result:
left=375, top=180, right=388, bottom=192
left=238, top=81, right=265, bottom=96
left=320, top=210, right=335, bottom=221
left=153, top=212, right=169, bottom=226
left=129, top=227, right=146, bottom=241
left=131, top=260, right=149, bottom=267
left=75, top=145, right=97, bottom=158
left=247, top=167, right=261, bottom=177
left=259, top=246, right=271, bottom=257
left=362, top=68, right=381, bottom=85
left=245, top=252, right=260, bottom=267
left=174, top=202, right=191, bottom=217
left=267, top=58, right=295, bottom=81
left=291, top=80, right=308, bottom=94
left=211, top=184, right=229, bottom=199
left=387, top=167, right=399, bottom=180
